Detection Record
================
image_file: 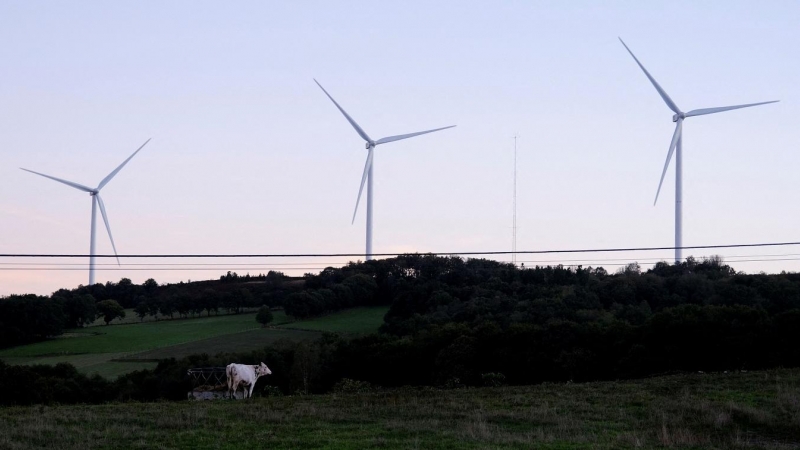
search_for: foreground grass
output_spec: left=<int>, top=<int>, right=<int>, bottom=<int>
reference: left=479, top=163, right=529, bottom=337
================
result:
left=2, top=369, right=800, bottom=449
left=277, top=306, right=389, bottom=334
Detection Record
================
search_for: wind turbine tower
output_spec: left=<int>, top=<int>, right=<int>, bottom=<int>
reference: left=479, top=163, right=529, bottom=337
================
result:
left=22, top=139, right=151, bottom=285
left=314, top=79, right=456, bottom=260
left=619, top=38, right=778, bottom=263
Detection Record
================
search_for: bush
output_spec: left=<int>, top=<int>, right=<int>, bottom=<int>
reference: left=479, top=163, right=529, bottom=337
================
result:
left=333, top=378, right=377, bottom=394
left=481, top=372, right=507, bottom=387
left=260, top=385, right=284, bottom=397
left=442, top=377, right=465, bottom=390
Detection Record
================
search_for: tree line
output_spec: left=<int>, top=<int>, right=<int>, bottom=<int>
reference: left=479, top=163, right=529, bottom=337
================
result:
left=0, top=271, right=292, bottom=349
left=5, top=300, right=799, bottom=406
left=6, top=254, right=800, bottom=404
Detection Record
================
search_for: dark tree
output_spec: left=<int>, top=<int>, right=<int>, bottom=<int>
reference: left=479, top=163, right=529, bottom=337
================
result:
left=53, top=291, right=97, bottom=328
left=134, top=302, right=149, bottom=322
left=96, top=300, right=125, bottom=325
left=201, top=289, right=220, bottom=316
left=343, top=274, right=378, bottom=305
left=158, top=295, right=177, bottom=319
left=256, top=305, right=274, bottom=327
left=143, top=278, right=159, bottom=296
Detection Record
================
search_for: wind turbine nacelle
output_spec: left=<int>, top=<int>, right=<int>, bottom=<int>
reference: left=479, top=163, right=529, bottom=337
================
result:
left=365, top=141, right=375, bottom=149
left=672, top=113, right=686, bottom=122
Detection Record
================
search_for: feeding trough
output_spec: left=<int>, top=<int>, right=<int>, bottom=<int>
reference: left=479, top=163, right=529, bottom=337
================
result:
left=187, top=367, right=232, bottom=400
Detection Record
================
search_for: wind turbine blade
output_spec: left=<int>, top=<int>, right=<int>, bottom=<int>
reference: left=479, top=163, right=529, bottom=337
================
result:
left=375, top=125, right=456, bottom=146
left=654, top=120, right=683, bottom=206
left=20, top=168, right=93, bottom=193
left=314, top=79, right=372, bottom=143
left=619, top=38, right=681, bottom=114
left=96, top=138, right=151, bottom=191
left=685, top=100, right=779, bottom=118
left=95, top=193, right=120, bottom=265
left=352, top=149, right=374, bottom=224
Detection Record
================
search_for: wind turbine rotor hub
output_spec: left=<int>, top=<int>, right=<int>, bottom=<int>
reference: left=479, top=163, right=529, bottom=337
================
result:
left=672, top=112, right=686, bottom=122
left=365, top=141, right=375, bottom=149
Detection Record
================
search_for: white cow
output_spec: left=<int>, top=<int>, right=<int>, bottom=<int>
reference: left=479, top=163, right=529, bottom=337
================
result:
left=226, top=362, right=272, bottom=399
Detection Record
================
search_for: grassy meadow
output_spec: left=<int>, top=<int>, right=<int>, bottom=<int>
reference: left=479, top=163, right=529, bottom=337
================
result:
left=0, top=313, right=269, bottom=357
left=0, top=306, right=388, bottom=379
left=121, top=328, right=320, bottom=362
left=2, top=369, right=799, bottom=449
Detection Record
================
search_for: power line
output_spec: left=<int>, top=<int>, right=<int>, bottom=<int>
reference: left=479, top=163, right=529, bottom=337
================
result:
left=6, top=252, right=800, bottom=267
left=2, top=250, right=800, bottom=273
left=4, top=250, right=800, bottom=272
left=3, top=240, right=800, bottom=258
left=534, top=257, right=800, bottom=268
left=0, top=261, right=351, bottom=267
left=0, top=267, right=333, bottom=272
left=516, top=252, right=800, bottom=265
left=2, top=256, right=800, bottom=272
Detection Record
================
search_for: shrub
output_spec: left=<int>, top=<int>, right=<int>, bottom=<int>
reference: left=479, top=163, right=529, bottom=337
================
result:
left=442, top=377, right=465, bottom=390
left=260, top=385, right=284, bottom=397
left=481, top=372, right=507, bottom=387
left=333, top=378, right=377, bottom=394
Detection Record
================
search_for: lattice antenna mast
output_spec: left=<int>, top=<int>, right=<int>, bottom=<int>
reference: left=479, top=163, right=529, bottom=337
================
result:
left=512, top=134, right=518, bottom=265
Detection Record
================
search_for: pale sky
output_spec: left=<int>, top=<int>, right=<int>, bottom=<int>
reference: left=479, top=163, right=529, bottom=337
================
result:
left=1, top=1, right=798, bottom=296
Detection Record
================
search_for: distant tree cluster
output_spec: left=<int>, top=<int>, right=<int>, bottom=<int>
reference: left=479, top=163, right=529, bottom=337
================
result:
left=73, top=271, right=286, bottom=310
left=0, top=361, right=114, bottom=406
left=131, top=285, right=259, bottom=322
left=283, top=273, right=378, bottom=318
left=0, top=295, right=65, bottom=348
left=0, top=271, right=291, bottom=349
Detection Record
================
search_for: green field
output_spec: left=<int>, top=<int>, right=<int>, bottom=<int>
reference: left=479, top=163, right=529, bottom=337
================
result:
left=0, top=313, right=265, bottom=357
left=0, top=307, right=386, bottom=379
left=121, top=328, right=320, bottom=361
left=277, top=306, right=388, bottom=334
left=2, top=369, right=799, bottom=449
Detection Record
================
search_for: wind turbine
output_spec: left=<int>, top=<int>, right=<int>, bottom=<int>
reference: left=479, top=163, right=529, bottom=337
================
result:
left=21, top=139, right=151, bottom=285
left=619, top=38, right=778, bottom=263
left=314, top=79, right=455, bottom=260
